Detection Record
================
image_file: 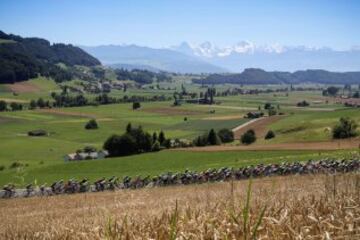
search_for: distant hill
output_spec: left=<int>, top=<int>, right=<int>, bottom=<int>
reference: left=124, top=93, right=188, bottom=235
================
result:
left=0, top=30, right=100, bottom=84
left=80, top=45, right=227, bottom=74
left=193, top=68, right=360, bottom=85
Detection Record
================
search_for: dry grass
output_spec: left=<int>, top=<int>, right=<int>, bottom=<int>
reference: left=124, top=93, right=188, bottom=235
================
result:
left=0, top=173, right=359, bottom=239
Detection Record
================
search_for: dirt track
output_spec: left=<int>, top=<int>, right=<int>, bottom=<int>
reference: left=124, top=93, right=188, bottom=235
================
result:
left=232, top=115, right=284, bottom=139
left=177, top=139, right=360, bottom=152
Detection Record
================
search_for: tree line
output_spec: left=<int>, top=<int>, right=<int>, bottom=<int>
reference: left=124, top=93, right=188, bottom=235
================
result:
left=103, top=123, right=168, bottom=157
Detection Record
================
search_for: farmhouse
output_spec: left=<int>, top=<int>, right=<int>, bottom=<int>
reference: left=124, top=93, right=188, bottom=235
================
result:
left=64, top=151, right=108, bottom=161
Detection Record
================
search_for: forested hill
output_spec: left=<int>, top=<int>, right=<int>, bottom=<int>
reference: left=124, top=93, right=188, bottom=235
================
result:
left=0, top=31, right=100, bottom=84
left=193, top=68, right=360, bottom=85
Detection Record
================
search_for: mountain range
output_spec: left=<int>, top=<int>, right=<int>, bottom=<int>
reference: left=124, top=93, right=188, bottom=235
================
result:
left=81, top=45, right=226, bottom=74
left=170, top=41, right=360, bottom=72
left=81, top=41, right=360, bottom=73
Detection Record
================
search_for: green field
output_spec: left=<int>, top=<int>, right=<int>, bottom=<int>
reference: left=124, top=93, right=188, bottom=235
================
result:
left=1, top=78, right=360, bottom=186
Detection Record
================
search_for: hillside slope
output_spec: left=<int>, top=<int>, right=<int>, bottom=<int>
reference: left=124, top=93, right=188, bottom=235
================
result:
left=0, top=31, right=100, bottom=84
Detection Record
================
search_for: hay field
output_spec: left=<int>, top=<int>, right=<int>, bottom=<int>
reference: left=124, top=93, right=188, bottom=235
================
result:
left=1, top=173, right=359, bottom=239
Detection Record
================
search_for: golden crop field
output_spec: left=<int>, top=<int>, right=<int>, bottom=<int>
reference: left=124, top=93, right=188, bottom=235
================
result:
left=0, top=173, right=359, bottom=240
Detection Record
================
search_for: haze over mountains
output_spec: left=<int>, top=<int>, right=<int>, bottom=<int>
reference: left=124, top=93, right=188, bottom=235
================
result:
left=81, top=45, right=226, bottom=74
left=81, top=41, right=360, bottom=73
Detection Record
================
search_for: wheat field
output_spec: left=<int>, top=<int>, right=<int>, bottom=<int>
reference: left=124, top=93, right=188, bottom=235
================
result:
left=0, top=173, right=359, bottom=240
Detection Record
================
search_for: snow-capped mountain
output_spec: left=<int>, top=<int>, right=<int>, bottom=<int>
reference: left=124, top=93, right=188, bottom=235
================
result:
left=170, top=41, right=360, bottom=72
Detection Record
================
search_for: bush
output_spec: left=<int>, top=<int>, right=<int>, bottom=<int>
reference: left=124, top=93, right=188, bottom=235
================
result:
left=28, top=129, right=47, bottom=136
left=0, top=100, right=7, bottom=111
left=151, top=141, right=161, bottom=152
left=193, top=135, right=208, bottom=147
left=217, top=128, right=234, bottom=143
left=265, top=130, right=275, bottom=140
left=9, top=161, right=24, bottom=169
left=0, top=165, right=5, bottom=171
left=85, top=119, right=98, bottom=130
left=132, top=102, right=141, bottom=110
left=297, top=100, right=310, bottom=107
left=83, top=146, right=97, bottom=153
left=264, top=102, right=273, bottom=110
left=241, top=129, right=256, bottom=145
left=268, top=109, right=277, bottom=116
left=332, top=117, right=358, bottom=139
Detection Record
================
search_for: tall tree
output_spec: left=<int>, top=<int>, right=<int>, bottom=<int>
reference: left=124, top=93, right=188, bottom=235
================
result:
left=158, top=130, right=166, bottom=145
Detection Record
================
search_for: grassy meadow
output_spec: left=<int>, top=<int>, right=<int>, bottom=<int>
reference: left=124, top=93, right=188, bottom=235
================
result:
left=1, top=78, right=360, bottom=186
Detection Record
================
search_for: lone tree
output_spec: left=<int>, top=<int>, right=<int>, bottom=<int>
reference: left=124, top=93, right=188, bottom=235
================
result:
left=217, top=128, right=234, bottom=143
left=126, top=122, right=132, bottom=133
left=85, top=119, right=99, bottom=130
left=323, top=86, right=339, bottom=97
left=332, top=117, right=358, bottom=139
left=132, top=102, right=141, bottom=110
left=241, top=129, right=256, bottom=145
left=265, top=130, right=275, bottom=140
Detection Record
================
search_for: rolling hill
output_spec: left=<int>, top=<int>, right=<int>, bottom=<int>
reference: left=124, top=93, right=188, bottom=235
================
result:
left=0, top=30, right=100, bottom=84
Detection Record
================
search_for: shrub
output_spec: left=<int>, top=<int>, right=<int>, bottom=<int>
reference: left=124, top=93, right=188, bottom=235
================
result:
left=193, top=135, right=208, bottom=147
left=264, top=102, right=273, bottom=110
left=132, top=102, right=141, bottom=110
left=332, top=117, right=358, bottom=139
left=151, top=141, right=161, bottom=152
left=265, top=130, right=275, bottom=140
left=0, top=165, right=5, bottom=171
left=0, top=100, right=7, bottom=111
left=268, top=109, right=277, bottom=116
left=246, top=112, right=264, bottom=119
left=163, top=139, right=172, bottom=148
left=83, top=146, right=97, bottom=153
left=217, top=128, right=234, bottom=143
left=241, top=129, right=256, bottom=145
left=85, top=119, right=98, bottom=130
left=9, top=161, right=24, bottom=169
left=297, top=100, right=310, bottom=107
left=28, top=129, right=48, bottom=136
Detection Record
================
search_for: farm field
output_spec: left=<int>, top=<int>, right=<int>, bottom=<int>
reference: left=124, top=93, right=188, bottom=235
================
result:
left=1, top=173, right=359, bottom=239
left=1, top=78, right=360, bottom=187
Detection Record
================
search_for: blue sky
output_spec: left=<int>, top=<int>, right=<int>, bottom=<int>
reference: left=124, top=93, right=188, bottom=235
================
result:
left=0, top=0, right=359, bottom=49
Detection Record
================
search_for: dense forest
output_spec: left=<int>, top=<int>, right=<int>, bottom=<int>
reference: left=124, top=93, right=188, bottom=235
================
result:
left=0, top=31, right=100, bottom=84
left=193, top=68, right=360, bottom=85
